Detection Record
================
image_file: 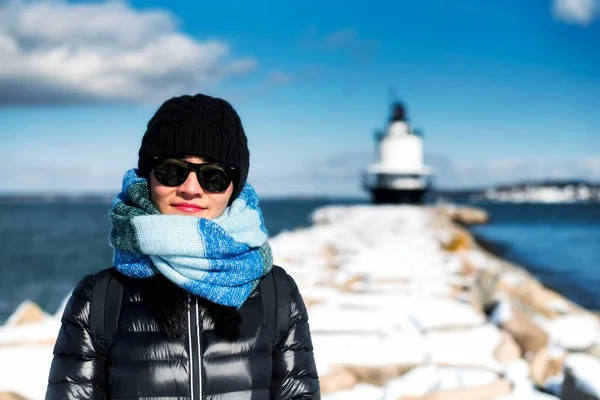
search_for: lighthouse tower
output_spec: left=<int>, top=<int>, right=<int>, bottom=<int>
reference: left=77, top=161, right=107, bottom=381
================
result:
left=362, top=102, right=433, bottom=204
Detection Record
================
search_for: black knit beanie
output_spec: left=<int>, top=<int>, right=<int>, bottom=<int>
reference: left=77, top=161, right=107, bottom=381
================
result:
left=138, top=94, right=249, bottom=201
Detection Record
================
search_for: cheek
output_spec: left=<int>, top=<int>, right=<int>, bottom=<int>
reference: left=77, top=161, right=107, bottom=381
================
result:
left=222, top=185, right=234, bottom=206
left=149, top=177, right=170, bottom=209
left=209, top=185, right=234, bottom=217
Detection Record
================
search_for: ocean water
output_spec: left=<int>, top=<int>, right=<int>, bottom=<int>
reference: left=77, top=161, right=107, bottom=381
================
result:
left=0, top=199, right=598, bottom=323
left=0, top=198, right=364, bottom=323
left=469, top=203, right=600, bottom=311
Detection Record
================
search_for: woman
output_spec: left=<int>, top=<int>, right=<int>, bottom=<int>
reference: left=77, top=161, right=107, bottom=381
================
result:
left=45, top=94, right=320, bottom=399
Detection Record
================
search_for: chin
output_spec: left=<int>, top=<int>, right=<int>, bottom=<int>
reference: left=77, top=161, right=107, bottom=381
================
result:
left=185, top=211, right=211, bottom=218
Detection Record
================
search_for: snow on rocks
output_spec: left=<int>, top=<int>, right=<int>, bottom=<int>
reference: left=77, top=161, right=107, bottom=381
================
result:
left=0, top=345, right=55, bottom=400
left=0, top=318, right=60, bottom=347
left=0, top=300, right=61, bottom=347
left=3, top=301, right=49, bottom=326
left=542, top=314, right=600, bottom=351
left=411, top=296, right=485, bottom=331
left=308, top=293, right=484, bottom=334
left=313, top=332, right=427, bottom=368
left=272, top=204, right=600, bottom=398
left=489, top=296, right=550, bottom=355
left=322, top=383, right=384, bottom=400
left=495, top=330, right=522, bottom=363
left=561, top=353, right=600, bottom=399
left=436, top=204, right=490, bottom=225
left=0, top=300, right=63, bottom=400
left=497, top=267, right=580, bottom=319
left=425, top=324, right=502, bottom=370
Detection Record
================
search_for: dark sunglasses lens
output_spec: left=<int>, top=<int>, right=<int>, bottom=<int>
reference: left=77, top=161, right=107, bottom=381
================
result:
left=198, top=166, right=232, bottom=192
left=154, top=159, right=188, bottom=186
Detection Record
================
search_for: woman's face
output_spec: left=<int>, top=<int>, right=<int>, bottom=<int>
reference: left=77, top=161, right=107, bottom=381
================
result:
left=150, top=156, right=233, bottom=219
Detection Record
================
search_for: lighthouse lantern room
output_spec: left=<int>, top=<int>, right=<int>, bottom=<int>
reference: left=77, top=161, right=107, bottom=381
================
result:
left=363, top=102, right=433, bottom=204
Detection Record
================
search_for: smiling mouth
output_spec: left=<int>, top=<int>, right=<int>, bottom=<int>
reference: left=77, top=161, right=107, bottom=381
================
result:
left=172, top=203, right=207, bottom=212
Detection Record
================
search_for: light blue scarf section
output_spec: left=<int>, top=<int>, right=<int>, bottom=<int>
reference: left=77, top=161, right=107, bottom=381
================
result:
left=110, top=169, right=273, bottom=308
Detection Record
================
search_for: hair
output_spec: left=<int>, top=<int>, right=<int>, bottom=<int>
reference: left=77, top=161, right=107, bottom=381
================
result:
left=141, top=276, right=241, bottom=340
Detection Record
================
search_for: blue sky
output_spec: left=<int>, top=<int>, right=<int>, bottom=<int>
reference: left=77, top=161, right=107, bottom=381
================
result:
left=0, top=0, right=599, bottom=197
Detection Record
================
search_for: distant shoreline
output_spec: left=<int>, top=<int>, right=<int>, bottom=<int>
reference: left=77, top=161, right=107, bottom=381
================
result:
left=2, top=191, right=600, bottom=205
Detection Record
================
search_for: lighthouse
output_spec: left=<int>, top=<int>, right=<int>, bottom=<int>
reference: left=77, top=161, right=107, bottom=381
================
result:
left=362, top=102, right=433, bottom=204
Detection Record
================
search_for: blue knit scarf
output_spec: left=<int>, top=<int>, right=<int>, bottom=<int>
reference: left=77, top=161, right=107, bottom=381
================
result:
left=109, top=169, right=273, bottom=308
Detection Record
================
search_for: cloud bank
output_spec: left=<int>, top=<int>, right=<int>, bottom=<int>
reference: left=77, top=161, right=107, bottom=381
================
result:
left=2, top=146, right=599, bottom=195
left=552, top=0, right=600, bottom=25
left=434, top=155, right=600, bottom=189
left=301, top=26, right=381, bottom=64
left=0, top=0, right=257, bottom=106
left=252, top=152, right=600, bottom=197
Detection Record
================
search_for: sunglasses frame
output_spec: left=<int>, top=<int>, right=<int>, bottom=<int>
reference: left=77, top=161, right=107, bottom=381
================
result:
left=151, top=156, right=237, bottom=193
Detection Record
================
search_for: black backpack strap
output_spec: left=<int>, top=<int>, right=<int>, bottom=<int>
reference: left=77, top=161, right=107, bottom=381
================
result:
left=271, top=266, right=291, bottom=341
left=89, top=268, right=124, bottom=356
left=260, top=265, right=291, bottom=347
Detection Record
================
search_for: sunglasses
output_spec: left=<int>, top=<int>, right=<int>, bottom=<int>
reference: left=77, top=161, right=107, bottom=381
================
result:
left=151, top=157, right=236, bottom=193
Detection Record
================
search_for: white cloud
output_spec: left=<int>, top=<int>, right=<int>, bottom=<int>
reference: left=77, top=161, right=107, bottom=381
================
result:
left=263, top=66, right=322, bottom=87
left=3, top=139, right=599, bottom=195
left=0, top=136, right=138, bottom=193
left=266, top=70, right=296, bottom=86
left=250, top=149, right=371, bottom=198
left=252, top=153, right=600, bottom=196
left=322, top=28, right=358, bottom=48
left=225, top=66, right=323, bottom=102
left=580, top=157, right=600, bottom=174
left=0, top=163, right=128, bottom=193
left=301, top=26, right=380, bottom=63
left=0, top=0, right=258, bottom=106
left=552, top=0, right=599, bottom=25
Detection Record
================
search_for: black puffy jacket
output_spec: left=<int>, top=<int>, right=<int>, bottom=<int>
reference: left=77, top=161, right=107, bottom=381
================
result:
left=45, top=269, right=320, bottom=400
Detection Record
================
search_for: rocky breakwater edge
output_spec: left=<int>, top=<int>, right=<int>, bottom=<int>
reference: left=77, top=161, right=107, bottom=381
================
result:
left=270, top=204, right=600, bottom=400
left=1, top=204, right=600, bottom=400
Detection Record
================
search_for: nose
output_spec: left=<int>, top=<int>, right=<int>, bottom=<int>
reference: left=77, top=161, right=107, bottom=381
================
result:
left=176, top=171, right=205, bottom=197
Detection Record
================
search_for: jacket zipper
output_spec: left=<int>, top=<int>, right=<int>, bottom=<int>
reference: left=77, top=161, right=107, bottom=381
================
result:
left=188, top=293, right=203, bottom=399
